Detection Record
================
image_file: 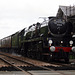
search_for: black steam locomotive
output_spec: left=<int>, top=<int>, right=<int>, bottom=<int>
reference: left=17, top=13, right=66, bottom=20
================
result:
left=0, top=17, right=74, bottom=62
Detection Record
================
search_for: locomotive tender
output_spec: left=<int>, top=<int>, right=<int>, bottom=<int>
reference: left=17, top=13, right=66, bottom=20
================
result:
left=0, top=17, right=74, bottom=62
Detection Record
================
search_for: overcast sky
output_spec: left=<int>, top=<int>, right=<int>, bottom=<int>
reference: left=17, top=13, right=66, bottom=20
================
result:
left=0, top=0, right=75, bottom=39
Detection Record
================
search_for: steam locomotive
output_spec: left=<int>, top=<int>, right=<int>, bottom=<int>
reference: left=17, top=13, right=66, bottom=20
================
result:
left=0, top=17, right=74, bottom=62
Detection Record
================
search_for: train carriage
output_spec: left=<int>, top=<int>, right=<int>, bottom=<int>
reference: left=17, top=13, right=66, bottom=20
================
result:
left=0, top=36, right=11, bottom=52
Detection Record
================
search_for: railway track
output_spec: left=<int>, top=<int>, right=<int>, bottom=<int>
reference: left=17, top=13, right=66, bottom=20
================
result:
left=0, top=55, right=33, bottom=75
left=0, top=54, right=64, bottom=75
left=0, top=53, right=58, bottom=71
left=0, top=52, right=61, bottom=75
left=0, top=52, right=74, bottom=75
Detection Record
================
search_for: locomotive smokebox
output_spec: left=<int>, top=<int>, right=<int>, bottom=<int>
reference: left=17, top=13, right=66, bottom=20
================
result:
left=48, top=17, right=73, bottom=37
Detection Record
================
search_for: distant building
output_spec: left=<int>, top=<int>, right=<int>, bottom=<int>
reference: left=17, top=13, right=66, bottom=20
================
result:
left=57, top=5, right=75, bottom=34
left=57, top=5, right=75, bottom=19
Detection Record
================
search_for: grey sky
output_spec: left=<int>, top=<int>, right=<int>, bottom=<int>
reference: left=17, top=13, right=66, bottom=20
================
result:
left=0, top=0, right=75, bottom=39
